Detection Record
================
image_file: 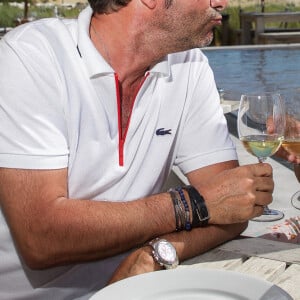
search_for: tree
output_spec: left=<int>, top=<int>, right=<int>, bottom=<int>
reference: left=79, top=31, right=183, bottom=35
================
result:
left=24, top=0, right=28, bottom=19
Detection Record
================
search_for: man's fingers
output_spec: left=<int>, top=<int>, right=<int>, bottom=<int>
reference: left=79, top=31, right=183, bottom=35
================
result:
left=254, top=176, right=274, bottom=193
left=252, top=205, right=265, bottom=219
left=249, top=163, right=273, bottom=177
left=253, top=191, right=273, bottom=207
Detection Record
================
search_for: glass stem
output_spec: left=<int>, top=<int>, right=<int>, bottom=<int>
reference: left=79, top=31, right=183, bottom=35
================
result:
left=258, top=157, right=267, bottom=163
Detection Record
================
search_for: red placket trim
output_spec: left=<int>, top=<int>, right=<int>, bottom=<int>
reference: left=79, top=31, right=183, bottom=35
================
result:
left=114, top=72, right=149, bottom=166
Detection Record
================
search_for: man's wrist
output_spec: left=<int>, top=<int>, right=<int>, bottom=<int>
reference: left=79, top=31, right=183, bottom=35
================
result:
left=169, top=186, right=210, bottom=230
left=142, top=245, right=164, bottom=271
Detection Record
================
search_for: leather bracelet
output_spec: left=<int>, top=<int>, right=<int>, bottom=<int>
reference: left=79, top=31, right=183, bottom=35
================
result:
left=183, top=185, right=210, bottom=227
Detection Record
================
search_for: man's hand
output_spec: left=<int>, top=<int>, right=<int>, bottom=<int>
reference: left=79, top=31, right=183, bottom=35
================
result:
left=274, top=147, right=300, bottom=164
left=199, top=163, right=273, bottom=224
left=107, top=247, right=161, bottom=285
left=268, top=114, right=300, bottom=164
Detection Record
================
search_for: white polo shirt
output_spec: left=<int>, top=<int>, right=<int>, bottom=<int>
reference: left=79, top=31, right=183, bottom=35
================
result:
left=0, top=6, right=237, bottom=299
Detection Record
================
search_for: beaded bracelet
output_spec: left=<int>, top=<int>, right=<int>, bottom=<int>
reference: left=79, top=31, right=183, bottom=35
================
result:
left=183, top=185, right=210, bottom=227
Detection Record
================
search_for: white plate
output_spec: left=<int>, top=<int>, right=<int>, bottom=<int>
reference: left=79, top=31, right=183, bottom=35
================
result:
left=89, top=268, right=292, bottom=300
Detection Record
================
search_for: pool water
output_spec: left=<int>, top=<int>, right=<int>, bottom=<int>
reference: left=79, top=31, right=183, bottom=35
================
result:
left=202, top=46, right=300, bottom=104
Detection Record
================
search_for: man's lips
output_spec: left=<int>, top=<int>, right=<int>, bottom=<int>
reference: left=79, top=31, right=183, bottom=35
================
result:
left=213, top=18, right=223, bottom=26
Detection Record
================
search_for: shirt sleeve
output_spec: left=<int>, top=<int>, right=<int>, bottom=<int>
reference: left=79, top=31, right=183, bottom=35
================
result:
left=0, top=31, right=69, bottom=169
left=174, top=55, right=238, bottom=174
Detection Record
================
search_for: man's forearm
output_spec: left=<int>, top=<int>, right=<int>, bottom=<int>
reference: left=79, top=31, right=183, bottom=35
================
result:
left=0, top=168, right=177, bottom=269
left=18, top=194, right=176, bottom=269
left=164, top=222, right=248, bottom=262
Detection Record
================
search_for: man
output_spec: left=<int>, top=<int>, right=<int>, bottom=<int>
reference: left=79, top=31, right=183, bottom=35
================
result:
left=0, top=0, right=274, bottom=299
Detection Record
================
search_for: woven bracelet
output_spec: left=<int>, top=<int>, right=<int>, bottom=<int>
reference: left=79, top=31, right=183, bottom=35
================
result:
left=175, top=187, right=192, bottom=231
left=183, top=185, right=210, bottom=227
left=175, top=190, right=188, bottom=231
left=169, top=189, right=181, bottom=231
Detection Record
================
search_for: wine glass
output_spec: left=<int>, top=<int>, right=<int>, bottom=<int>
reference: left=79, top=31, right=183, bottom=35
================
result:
left=291, top=164, right=300, bottom=209
left=281, top=89, right=300, bottom=209
left=237, top=92, right=285, bottom=222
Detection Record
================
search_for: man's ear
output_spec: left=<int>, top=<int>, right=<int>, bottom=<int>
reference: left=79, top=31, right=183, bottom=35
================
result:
left=140, top=0, right=157, bottom=9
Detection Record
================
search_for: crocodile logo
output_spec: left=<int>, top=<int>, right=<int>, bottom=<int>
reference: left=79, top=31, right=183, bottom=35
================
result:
left=156, top=128, right=172, bottom=136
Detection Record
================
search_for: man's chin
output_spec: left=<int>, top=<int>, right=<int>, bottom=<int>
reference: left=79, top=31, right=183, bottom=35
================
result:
left=199, top=39, right=213, bottom=48
left=198, top=35, right=214, bottom=48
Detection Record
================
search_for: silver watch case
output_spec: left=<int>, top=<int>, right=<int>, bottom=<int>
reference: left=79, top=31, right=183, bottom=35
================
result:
left=149, top=238, right=179, bottom=269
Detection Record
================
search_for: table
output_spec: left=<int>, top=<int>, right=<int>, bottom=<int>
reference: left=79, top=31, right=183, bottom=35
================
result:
left=221, top=100, right=239, bottom=114
left=240, top=11, right=300, bottom=44
left=181, top=237, right=300, bottom=299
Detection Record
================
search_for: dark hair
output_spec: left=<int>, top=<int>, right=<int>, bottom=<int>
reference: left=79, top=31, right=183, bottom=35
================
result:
left=88, top=0, right=173, bottom=13
left=88, top=0, right=132, bottom=13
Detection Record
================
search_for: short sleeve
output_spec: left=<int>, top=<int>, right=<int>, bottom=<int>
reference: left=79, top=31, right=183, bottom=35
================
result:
left=0, top=32, right=69, bottom=169
left=174, top=59, right=237, bottom=174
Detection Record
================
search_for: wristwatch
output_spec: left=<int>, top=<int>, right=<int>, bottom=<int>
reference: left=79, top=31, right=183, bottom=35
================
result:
left=148, top=238, right=179, bottom=269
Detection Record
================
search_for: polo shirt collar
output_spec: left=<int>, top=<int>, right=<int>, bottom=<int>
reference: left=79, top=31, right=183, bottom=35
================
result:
left=77, top=6, right=113, bottom=77
left=77, top=6, right=170, bottom=78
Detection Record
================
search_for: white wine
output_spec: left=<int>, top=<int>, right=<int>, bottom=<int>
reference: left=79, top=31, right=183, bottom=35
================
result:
left=281, top=140, right=300, bottom=157
left=241, top=135, right=283, bottom=160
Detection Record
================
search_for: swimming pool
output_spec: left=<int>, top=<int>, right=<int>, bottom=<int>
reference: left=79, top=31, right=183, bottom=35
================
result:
left=202, top=45, right=300, bottom=103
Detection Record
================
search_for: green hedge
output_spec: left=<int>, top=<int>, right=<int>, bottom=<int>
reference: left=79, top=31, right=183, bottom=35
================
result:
left=0, top=4, right=22, bottom=27
left=0, top=3, right=83, bottom=27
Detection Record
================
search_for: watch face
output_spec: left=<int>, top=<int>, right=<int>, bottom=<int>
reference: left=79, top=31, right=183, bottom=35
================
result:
left=157, top=240, right=177, bottom=263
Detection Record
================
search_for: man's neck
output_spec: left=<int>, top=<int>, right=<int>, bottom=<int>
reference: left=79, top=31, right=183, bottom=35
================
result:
left=89, top=11, right=164, bottom=86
